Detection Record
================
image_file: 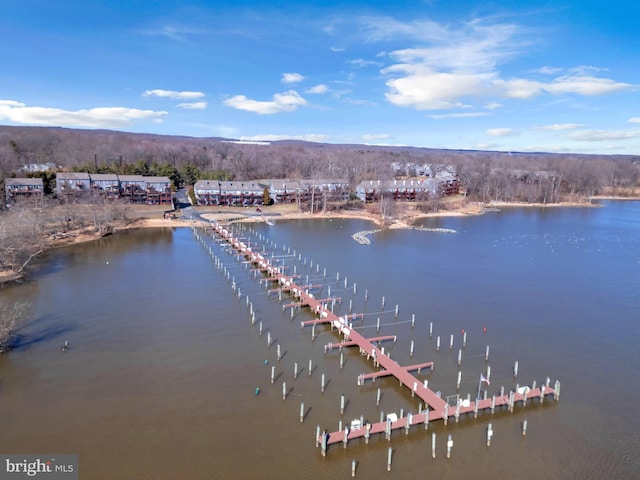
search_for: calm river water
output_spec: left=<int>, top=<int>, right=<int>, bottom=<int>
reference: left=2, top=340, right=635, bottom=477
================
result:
left=0, top=201, right=638, bottom=479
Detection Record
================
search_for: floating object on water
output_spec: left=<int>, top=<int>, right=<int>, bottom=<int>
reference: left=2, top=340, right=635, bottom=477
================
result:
left=483, top=326, right=487, bottom=333
left=264, top=359, right=269, bottom=365
left=255, top=388, right=260, bottom=395
left=61, top=341, right=69, bottom=352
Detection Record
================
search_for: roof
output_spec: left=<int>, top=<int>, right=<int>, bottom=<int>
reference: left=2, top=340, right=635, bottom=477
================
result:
left=194, top=180, right=220, bottom=190
left=268, top=180, right=304, bottom=191
left=144, top=176, right=171, bottom=183
left=89, top=173, right=119, bottom=181
left=356, top=179, right=437, bottom=191
left=299, top=179, right=349, bottom=186
left=57, top=172, right=91, bottom=181
left=117, top=175, right=145, bottom=182
left=6, top=177, right=44, bottom=187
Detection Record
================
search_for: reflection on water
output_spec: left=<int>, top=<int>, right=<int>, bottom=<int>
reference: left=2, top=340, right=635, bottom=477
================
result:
left=1, top=203, right=639, bottom=480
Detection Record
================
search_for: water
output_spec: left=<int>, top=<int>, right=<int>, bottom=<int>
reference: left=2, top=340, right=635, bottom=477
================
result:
left=0, top=201, right=638, bottom=479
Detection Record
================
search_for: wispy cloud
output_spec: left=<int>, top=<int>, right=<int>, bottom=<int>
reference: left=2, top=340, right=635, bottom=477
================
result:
left=533, top=123, right=585, bottom=131
left=177, top=101, right=207, bottom=110
left=331, top=46, right=345, bottom=52
left=282, top=73, right=305, bottom=84
left=429, top=112, right=490, bottom=119
left=531, top=66, right=563, bottom=75
left=306, top=84, right=328, bottom=94
left=566, top=129, right=640, bottom=142
left=240, top=133, right=329, bottom=142
left=487, top=128, right=517, bottom=137
left=347, top=59, right=383, bottom=68
left=224, top=90, right=307, bottom=114
left=628, top=117, right=640, bottom=123
left=144, top=89, right=205, bottom=100
left=141, top=25, right=202, bottom=41
left=0, top=100, right=167, bottom=128
left=362, top=133, right=392, bottom=141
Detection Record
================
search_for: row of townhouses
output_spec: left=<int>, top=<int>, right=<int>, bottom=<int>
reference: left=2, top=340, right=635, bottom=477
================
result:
left=5, top=173, right=173, bottom=205
left=193, top=179, right=351, bottom=206
left=194, top=175, right=459, bottom=206
left=56, top=173, right=172, bottom=204
left=6, top=172, right=459, bottom=207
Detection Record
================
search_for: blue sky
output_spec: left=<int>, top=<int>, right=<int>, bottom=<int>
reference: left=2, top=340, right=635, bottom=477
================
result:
left=1, top=0, right=638, bottom=154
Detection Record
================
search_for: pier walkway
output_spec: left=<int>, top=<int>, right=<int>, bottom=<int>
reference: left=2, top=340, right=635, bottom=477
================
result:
left=208, top=222, right=559, bottom=453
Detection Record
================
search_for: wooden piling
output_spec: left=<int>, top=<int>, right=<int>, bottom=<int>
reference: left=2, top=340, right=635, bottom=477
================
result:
left=431, top=432, right=436, bottom=458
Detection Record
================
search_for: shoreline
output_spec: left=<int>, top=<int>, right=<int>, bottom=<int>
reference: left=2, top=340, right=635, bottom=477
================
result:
left=2, top=196, right=638, bottom=286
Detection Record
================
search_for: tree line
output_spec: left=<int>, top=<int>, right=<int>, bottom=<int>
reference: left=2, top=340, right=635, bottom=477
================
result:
left=1, top=125, right=639, bottom=204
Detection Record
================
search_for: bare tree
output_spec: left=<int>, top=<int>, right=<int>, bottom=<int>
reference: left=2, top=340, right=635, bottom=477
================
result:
left=0, top=301, right=30, bottom=353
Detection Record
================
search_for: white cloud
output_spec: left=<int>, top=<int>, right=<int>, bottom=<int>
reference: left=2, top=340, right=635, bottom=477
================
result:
left=331, top=46, right=345, bottom=52
left=487, top=128, right=517, bottom=137
left=533, top=123, right=585, bottom=131
left=493, top=78, right=543, bottom=99
left=224, top=90, right=307, bottom=114
left=306, top=84, right=329, bottom=94
left=362, top=133, right=392, bottom=141
left=0, top=101, right=167, bottom=128
left=143, top=89, right=205, bottom=100
left=0, top=100, right=26, bottom=107
left=176, top=101, right=207, bottom=109
left=628, top=117, right=640, bottom=123
left=428, top=112, right=490, bottom=119
left=384, top=65, right=489, bottom=110
left=377, top=17, right=633, bottom=111
left=240, top=133, right=329, bottom=142
left=566, top=129, right=640, bottom=142
left=485, top=102, right=502, bottom=110
left=281, top=73, right=305, bottom=84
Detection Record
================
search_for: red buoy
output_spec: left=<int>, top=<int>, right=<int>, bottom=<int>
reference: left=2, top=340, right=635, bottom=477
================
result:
left=483, top=326, right=487, bottom=333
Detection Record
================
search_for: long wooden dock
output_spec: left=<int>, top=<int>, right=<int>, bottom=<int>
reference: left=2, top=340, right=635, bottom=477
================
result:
left=208, top=222, right=560, bottom=454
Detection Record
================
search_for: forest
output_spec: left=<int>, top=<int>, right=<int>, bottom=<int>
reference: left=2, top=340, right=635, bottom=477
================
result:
left=1, top=125, right=639, bottom=205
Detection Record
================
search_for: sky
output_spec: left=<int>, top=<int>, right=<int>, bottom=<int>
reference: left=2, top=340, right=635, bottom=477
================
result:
left=0, top=0, right=638, bottom=155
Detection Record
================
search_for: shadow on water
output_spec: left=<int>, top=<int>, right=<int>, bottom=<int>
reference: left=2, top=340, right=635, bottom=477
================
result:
left=10, top=318, right=75, bottom=352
